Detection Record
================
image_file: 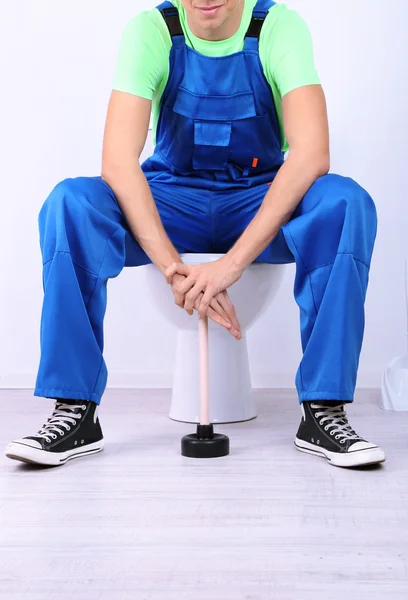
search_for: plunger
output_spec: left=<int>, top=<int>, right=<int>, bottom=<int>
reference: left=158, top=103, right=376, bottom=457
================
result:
left=181, top=315, right=230, bottom=458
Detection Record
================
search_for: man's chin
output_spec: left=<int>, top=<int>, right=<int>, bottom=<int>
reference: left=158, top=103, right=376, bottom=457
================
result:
left=195, top=17, right=225, bottom=33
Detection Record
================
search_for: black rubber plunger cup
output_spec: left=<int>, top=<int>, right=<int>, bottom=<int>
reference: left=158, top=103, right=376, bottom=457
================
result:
left=182, top=424, right=230, bottom=459
left=181, top=316, right=230, bottom=459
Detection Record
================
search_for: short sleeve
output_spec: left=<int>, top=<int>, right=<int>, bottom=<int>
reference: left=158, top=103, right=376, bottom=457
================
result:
left=113, top=11, right=170, bottom=100
left=261, top=5, right=321, bottom=98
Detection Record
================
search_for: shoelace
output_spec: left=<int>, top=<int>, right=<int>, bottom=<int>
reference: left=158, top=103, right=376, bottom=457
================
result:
left=311, top=403, right=363, bottom=444
left=35, top=402, right=87, bottom=443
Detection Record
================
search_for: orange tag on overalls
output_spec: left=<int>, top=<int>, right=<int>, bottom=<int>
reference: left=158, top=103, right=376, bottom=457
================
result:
left=252, top=158, right=259, bottom=168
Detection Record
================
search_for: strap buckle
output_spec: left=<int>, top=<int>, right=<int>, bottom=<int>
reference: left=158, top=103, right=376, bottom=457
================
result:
left=161, top=7, right=184, bottom=37
left=246, top=17, right=265, bottom=39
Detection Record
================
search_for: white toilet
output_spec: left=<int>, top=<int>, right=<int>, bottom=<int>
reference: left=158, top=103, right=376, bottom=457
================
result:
left=143, top=254, right=284, bottom=423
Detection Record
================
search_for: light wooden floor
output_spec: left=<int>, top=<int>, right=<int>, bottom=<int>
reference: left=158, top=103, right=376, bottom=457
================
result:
left=0, top=389, right=407, bottom=600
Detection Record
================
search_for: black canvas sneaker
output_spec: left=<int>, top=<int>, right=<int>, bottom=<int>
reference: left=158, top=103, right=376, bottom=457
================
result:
left=5, top=400, right=104, bottom=467
left=295, top=401, right=385, bottom=468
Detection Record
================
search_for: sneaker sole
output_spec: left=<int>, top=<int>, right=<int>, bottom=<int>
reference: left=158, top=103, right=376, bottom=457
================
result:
left=295, top=438, right=386, bottom=468
left=5, top=440, right=104, bottom=467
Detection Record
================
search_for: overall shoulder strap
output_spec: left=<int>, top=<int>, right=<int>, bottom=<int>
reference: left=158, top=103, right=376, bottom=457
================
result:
left=245, top=0, right=276, bottom=48
left=156, top=1, right=184, bottom=39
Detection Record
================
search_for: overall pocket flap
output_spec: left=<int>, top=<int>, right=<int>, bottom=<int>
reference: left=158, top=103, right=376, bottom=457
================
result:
left=174, top=87, right=256, bottom=121
left=194, top=121, right=232, bottom=147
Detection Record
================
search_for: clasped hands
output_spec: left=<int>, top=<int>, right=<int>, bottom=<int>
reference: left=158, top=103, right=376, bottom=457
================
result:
left=164, top=257, right=243, bottom=340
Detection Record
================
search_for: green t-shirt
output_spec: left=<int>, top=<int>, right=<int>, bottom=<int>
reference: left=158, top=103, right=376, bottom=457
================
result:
left=113, top=0, right=320, bottom=151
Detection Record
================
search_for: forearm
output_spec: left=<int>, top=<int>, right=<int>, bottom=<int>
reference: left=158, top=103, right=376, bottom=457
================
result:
left=102, top=166, right=181, bottom=274
left=225, top=153, right=329, bottom=270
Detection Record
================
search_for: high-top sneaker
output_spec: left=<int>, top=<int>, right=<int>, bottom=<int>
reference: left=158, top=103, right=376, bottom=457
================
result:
left=5, top=400, right=104, bottom=467
left=295, top=401, right=385, bottom=468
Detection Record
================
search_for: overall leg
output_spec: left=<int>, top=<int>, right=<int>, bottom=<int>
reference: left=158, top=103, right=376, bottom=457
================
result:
left=35, top=176, right=208, bottom=405
left=214, top=175, right=376, bottom=402
left=35, top=176, right=146, bottom=404
left=281, top=174, right=377, bottom=403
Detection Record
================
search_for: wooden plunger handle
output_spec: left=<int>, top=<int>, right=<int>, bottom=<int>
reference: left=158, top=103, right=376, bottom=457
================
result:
left=198, top=315, right=210, bottom=425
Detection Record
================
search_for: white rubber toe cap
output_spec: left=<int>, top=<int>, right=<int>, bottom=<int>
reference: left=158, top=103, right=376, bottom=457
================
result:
left=348, top=441, right=378, bottom=452
left=10, top=439, right=43, bottom=449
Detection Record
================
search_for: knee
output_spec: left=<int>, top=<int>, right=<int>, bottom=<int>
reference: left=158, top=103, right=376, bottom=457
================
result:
left=290, top=174, right=377, bottom=265
left=312, top=174, right=377, bottom=227
left=39, top=177, right=104, bottom=257
left=38, top=178, right=87, bottom=258
left=40, top=178, right=82, bottom=226
left=40, top=177, right=100, bottom=219
left=38, top=176, right=121, bottom=266
left=39, top=176, right=116, bottom=233
left=307, top=174, right=377, bottom=262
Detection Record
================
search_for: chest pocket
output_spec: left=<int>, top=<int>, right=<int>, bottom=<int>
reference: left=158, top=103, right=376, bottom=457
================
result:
left=173, top=86, right=257, bottom=171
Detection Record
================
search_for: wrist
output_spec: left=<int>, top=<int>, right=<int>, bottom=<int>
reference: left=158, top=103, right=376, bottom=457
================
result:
left=220, top=252, right=247, bottom=277
left=155, top=254, right=182, bottom=276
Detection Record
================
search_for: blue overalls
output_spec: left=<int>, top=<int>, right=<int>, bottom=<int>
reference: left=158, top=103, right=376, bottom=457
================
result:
left=35, top=0, right=377, bottom=405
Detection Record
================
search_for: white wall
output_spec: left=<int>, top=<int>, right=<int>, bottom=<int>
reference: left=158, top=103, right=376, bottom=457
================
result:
left=0, top=0, right=406, bottom=390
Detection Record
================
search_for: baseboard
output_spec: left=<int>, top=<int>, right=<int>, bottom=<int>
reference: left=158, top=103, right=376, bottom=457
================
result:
left=0, top=371, right=381, bottom=390
left=106, top=372, right=298, bottom=389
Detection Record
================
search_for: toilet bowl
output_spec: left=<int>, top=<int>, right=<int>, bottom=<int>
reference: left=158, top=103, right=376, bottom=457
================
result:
left=143, top=254, right=284, bottom=423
